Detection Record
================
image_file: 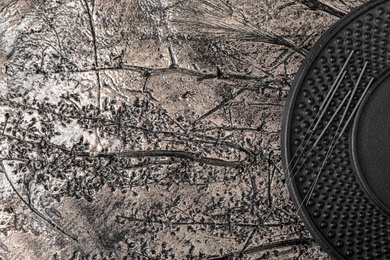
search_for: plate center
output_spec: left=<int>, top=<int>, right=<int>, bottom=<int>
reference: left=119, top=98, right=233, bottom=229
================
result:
left=355, top=74, right=390, bottom=211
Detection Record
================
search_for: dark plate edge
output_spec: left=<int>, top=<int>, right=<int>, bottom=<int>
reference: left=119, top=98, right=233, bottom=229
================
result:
left=280, top=0, right=387, bottom=259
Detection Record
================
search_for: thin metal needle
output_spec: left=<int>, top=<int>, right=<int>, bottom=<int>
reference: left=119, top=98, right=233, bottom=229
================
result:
left=342, top=61, right=368, bottom=120
left=340, top=77, right=374, bottom=136
left=312, top=70, right=347, bottom=132
left=288, top=58, right=366, bottom=186
left=319, top=50, right=355, bottom=112
left=286, top=51, right=354, bottom=176
left=313, top=59, right=368, bottom=147
left=292, top=90, right=352, bottom=182
left=300, top=77, right=374, bottom=211
left=286, top=70, right=347, bottom=183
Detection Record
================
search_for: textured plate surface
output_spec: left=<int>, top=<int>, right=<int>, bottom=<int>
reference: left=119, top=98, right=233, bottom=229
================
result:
left=282, top=0, right=390, bottom=259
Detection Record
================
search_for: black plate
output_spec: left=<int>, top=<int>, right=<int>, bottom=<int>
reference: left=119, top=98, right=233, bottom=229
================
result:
left=281, top=1, right=390, bottom=259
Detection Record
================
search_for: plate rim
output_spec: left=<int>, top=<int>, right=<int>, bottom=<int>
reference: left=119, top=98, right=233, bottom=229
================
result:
left=281, top=0, right=388, bottom=259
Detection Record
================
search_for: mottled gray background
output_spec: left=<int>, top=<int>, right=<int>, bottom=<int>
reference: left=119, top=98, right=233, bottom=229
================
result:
left=0, top=0, right=367, bottom=259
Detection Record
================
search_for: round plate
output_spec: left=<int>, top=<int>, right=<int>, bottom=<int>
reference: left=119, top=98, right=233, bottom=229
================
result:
left=282, top=1, right=390, bottom=259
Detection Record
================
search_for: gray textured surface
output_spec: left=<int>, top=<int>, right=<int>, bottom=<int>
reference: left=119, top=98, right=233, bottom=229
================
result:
left=0, top=0, right=365, bottom=259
